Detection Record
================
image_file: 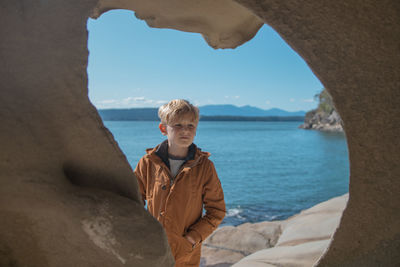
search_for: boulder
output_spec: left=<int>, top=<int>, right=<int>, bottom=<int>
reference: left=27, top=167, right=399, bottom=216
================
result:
left=204, top=222, right=281, bottom=254
left=200, top=245, right=245, bottom=267
left=299, top=110, right=343, bottom=132
left=232, top=240, right=332, bottom=267
left=2, top=0, right=400, bottom=265
left=201, top=221, right=281, bottom=266
left=202, top=194, right=348, bottom=267
left=276, top=195, right=348, bottom=246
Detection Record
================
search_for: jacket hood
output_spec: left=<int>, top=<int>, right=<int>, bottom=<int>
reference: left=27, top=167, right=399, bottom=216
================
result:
left=146, top=140, right=210, bottom=169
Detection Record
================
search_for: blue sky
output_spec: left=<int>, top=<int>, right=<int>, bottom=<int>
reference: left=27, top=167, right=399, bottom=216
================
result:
left=87, top=10, right=323, bottom=112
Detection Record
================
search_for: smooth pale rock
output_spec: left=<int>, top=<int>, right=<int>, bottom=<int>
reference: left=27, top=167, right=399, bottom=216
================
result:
left=233, top=2, right=400, bottom=264
left=1, top=0, right=400, bottom=266
left=202, top=195, right=347, bottom=266
left=0, top=1, right=175, bottom=266
left=201, top=221, right=280, bottom=266
left=204, top=221, right=281, bottom=255
left=0, top=184, right=174, bottom=267
left=92, top=0, right=264, bottom=49
left=232, top=240, right=331, bottom=267
left=237, top=221, right=282, bottom=247
left=200, top=245, right=245, bottom=267
left=297, top=194, right=349, bottom=216
left=277, top=194, right=348, bottom=246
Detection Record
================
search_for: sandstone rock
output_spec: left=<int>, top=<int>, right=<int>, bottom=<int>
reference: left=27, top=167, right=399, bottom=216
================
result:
left=277, top=194, right=348, bottom=246
left=202, top=195, right=348, bottom=266
left=230, top=195, right=348, bottom=267
left=204, top=221, right=281, bottom=255
left=201, top=221, right=281, bottom=266
left=92, top=0, right=264, bottom=49
left=232, top=240, right=332, bottom=267
left=200, top=245, right=245, bottom=267
left=2, top=0, right=400, bottom=266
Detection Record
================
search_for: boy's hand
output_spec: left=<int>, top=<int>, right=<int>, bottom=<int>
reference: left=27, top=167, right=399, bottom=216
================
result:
left=184, top=235, right=196, bottom=246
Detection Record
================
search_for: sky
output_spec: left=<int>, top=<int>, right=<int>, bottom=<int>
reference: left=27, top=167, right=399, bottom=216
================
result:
left=87, top=10, right=323, bottom=112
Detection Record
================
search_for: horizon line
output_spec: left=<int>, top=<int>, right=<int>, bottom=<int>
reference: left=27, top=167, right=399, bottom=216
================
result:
left=94, top=104, right=308, bottom=112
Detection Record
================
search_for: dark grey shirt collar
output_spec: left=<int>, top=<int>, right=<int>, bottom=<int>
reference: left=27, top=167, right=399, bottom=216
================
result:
left=155, top=140, right=197, bottom=169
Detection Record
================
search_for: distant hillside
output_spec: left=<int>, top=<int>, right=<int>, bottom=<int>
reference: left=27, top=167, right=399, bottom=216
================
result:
left=98, top=105, right=305, bottom=121
left=200, top=105, right=305, bottom=117
left=200, top=116, right=304, bottom=122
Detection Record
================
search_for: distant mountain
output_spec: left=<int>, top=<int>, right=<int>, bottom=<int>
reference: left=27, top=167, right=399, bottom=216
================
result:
left=199, top=105, right=306, bottom=117
left=200, top=115, right=304, bottom=122
left=98, top=105, right=305, bottom=121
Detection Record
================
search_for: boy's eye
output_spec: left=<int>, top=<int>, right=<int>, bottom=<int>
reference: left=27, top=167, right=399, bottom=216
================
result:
left=171, top=123, right=196, bottom=130
left=173, top=124, right=183, bottom=129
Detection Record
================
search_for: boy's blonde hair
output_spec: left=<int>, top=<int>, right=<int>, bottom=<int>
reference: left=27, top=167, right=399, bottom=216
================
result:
left=158, top=99, right=199, bottom=125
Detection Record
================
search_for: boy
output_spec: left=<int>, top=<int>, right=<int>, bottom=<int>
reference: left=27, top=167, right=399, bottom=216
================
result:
left=134, top=99, right=226, bottom=267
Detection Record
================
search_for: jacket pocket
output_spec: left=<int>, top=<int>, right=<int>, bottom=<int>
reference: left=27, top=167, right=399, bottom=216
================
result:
left=170, top=233, right=193, bottom=261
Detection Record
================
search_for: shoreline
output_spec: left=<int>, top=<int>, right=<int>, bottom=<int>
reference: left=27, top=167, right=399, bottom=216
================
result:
left=201, top=194, right=348, bottom=267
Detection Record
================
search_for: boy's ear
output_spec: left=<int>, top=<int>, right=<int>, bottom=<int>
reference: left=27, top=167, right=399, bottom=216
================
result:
left=159, top=123, right=167, bottom=135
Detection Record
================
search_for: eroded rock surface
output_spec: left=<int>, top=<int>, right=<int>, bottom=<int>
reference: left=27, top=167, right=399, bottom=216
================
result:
left=1, top=0, right=400, bottom=266
left=201, top=194, right=348, bottom=267
left=92, top=0, right=264, bottom=49
left=0, top=1, right=174, bottom=266
left=299, top=110, right=343, bottom=132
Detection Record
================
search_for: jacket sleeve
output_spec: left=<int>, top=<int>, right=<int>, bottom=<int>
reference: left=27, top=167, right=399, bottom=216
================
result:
left=134, top=157, right=147, bottom=205
left=186, top=161, right=226, bottom=245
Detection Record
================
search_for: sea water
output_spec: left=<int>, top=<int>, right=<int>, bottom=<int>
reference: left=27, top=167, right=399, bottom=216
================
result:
left=104, top=121, right=349, bottom=226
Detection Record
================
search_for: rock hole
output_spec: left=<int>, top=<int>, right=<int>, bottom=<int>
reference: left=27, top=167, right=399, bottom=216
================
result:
left=86, top=9, right=350, bottom=266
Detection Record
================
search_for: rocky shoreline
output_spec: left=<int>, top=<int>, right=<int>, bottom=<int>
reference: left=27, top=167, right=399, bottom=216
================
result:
left=200, top=194, right=348, bottom=267
left=299, top=110, right=343, bottom=132
left=298, top=89, right=343, bottom=133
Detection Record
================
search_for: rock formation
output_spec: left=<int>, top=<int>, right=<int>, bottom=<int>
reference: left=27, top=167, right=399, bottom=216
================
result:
left=299, top=89, right=343, bottom=132
left=1, top=0, right=399, bottom=266
left=299, top=110, right=343, bottom=132
left=299, top=109, right=343, bottom=132
left=201, top=194, right=348, bottom=267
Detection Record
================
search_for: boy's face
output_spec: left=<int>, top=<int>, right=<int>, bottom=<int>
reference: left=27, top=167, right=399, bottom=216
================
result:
left=159, top=114, right=198, bottom=150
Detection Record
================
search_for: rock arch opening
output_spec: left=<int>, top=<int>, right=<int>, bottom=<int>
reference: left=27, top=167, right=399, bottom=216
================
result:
left=2, top=1, right=398, bottom=266
left=87, top=9, right=350, bottom=266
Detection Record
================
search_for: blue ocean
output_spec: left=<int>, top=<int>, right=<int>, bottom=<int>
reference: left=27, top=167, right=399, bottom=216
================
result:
left=104, top=121, right=349, bottom=226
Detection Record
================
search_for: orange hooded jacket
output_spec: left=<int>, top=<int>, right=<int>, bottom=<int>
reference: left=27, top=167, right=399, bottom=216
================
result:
left=134, top=141, right=226, bottom=267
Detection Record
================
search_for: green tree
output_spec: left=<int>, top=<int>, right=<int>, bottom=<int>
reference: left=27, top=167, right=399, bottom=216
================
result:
left=314, top=88, right=334, bottom=114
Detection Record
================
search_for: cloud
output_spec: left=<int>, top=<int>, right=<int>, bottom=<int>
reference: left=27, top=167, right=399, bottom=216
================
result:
left=302, top=98, right=314, bottom=103
left=289, top=98, right=295, bottom=102
left=266, top=100, right=271, bottom=105
left=133, top=96, right=146, bottom=101
left=224, top=95, right=240, bottom=100
left=94, top=96, right=162, bottom=109
left=121, top=96, right=154, bottom=104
